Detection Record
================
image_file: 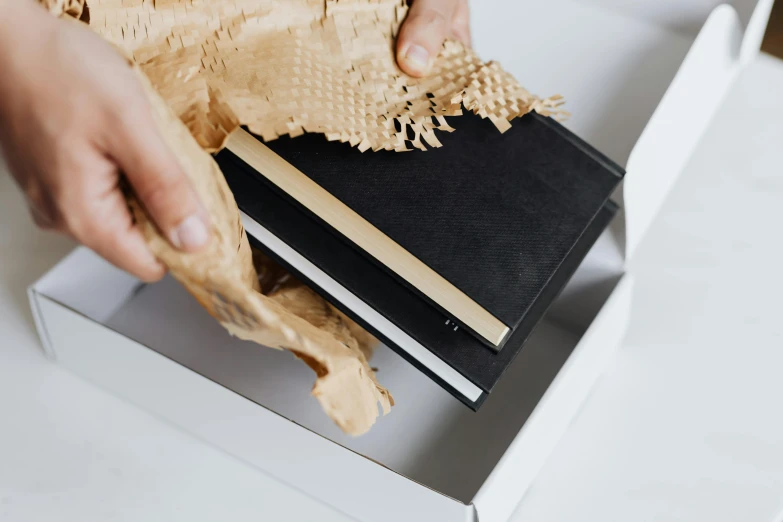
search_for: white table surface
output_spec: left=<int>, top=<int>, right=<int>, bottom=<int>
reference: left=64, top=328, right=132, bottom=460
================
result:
left=2, top=4, right=783, bottom=522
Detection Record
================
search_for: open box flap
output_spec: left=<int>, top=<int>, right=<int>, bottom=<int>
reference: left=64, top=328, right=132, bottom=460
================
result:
left=534, top=0, right=771, bottom=334
left=474, top=0, right=710, bottom=337
left=474, top=0, right=695, bottom=171
left=741, top=0, right=776, bottom=62
left=624, top=0, right=774, bottom=261
left=471, top=275, right=634, bottom=522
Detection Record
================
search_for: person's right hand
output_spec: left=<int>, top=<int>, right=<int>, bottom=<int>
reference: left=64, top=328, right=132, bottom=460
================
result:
left=0, top=1, right=211, bottom=282
left=396, top=0, right=471, bottom=77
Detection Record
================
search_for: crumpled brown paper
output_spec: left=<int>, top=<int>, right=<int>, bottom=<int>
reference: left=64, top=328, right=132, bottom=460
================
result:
left=73, top=0, right=565, bottom=152
left=40, top=0, right=564, bottom=435
left=132, top=64, right=394, bottom=436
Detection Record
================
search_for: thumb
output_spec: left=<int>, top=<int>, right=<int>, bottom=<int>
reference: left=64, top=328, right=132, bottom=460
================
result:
left=110, top=103, right=212, bottom=253
left=396, top=0, right=458, bottom=77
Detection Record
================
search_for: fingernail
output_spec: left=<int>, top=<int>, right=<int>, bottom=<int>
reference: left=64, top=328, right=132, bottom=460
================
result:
left=402, top=44, right=430, bottom=74
left=170, top=214, right=210, bottom=252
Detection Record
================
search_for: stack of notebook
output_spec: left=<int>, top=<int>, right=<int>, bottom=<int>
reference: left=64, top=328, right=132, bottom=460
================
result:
left=215, top=112, right=624, bottom=408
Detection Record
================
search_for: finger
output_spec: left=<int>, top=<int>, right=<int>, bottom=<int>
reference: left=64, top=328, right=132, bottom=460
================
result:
left=108, top=100, right=211, bottom=253
left=397, top=0, right=459, bottom=77
left=70, top=179, right=167, bottom=282
left=451, top=0, right=471, bottom=47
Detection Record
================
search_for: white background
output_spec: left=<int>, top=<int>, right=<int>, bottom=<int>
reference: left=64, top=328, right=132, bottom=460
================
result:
left=2, top=1, right=783, bottom=521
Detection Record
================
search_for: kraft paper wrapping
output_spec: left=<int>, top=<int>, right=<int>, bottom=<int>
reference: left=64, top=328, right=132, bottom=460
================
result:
left=68, top=0, right=564, bottom=152
left=133, top=65, right=393, bottom=436
left=39, top=0, right=564, bottom=434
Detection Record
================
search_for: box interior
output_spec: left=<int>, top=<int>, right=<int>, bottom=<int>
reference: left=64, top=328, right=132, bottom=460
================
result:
left=35, top=225, right=622, bottom=506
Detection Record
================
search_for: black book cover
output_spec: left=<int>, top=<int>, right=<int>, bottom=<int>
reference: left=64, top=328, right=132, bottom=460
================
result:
left=216, top=112, right=624, bottom=406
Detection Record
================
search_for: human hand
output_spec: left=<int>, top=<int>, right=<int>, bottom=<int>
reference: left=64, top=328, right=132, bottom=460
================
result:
left=396, top=0, right=471, bottom=77
left=0, top=1, right=210, bottom=282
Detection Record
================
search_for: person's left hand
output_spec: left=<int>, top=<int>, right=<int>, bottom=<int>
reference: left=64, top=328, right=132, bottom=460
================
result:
left=396, top=0, right=471, bottom=77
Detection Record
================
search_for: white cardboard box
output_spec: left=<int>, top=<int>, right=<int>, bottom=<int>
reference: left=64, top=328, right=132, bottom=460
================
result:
left=27, top=1, right=774, bottom=521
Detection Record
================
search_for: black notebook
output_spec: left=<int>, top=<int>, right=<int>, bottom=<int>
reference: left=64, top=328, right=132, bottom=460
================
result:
left=215, top=112, right=624, bottom=408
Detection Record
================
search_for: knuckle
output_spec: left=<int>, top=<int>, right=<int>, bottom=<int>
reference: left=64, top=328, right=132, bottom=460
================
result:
left=46, top=150, right=92, bottom=203
left=63, top=207, right=103, bottom=241
left=453, top=11, right=470, bottom=31
left=107, top=103, right=135, bottom=129
left=136, top=175, right=188, bottom=215
left=98, top=229, right=126, bottom=257
left=50, top=132, right=88, bottom=172
left=107, top=92, right=148, bottom=128
left=47, top=180, right=74, bottom=214
left=410, top=7, right=450, bottom=27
